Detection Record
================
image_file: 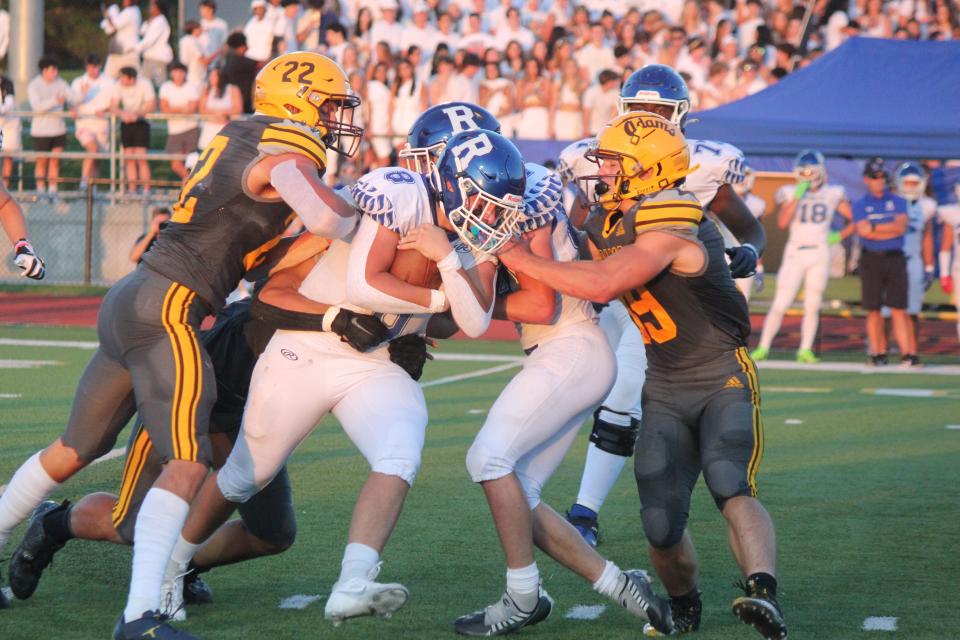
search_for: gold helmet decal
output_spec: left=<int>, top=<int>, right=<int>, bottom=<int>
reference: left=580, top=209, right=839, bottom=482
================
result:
left=254, top=52, right=363, bottom=156
left=579, top=112, right=697, bottom=211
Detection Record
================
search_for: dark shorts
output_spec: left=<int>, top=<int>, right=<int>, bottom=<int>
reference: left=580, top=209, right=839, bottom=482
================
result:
left=634, top=348, right=763, bottom=548
left=112, top=424, right=296, bottom=546
left=62, top=266, right=214, bottom=466
left=120, top=119, right=150, bottom=148
left=860, top=250, right=907, bottom=311
left=33, top=134, right=67, bottom=151
left=166, top=128, right=200, bottom=155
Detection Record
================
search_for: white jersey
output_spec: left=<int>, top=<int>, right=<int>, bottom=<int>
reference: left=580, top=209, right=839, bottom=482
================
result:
left=684, top=138, right=746, bottom=209
left=903, top=196, right=937, bottom=260
left=775, top=183, right=847, bottom=248
left=299, top=167, right=490, bottom=340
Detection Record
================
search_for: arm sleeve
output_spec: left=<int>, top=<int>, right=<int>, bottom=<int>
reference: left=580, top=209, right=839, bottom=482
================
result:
left=437, top=253, right=493, bottom=338
left=270, top=159, right=357, bottom=239
left=345, top=216, right=444, bottom=314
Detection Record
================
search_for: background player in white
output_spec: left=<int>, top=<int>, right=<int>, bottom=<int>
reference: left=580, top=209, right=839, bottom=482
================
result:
left=732, top=165, right=767, bottom=302
left=439, top=163, right=672, bottom=637
left=165, top=130, right=521, bottom=627
left=563, top=65, right=767, bottom=551
left=751, top=150, right=853, bottom=364
left=894, top=162, right=939, bottom=347
left=933, top=182, right=960, bottom=343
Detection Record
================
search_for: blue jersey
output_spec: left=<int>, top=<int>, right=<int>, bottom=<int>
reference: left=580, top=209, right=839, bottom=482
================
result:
left=852, top=191, right=907, bottom=251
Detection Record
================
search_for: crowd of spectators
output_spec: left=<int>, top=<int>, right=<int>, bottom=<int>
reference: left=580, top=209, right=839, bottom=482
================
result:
left=0, top=0, right=957, bottom=189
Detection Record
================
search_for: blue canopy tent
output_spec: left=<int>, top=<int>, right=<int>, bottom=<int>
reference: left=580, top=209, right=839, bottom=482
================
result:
left=684, top=38, right=960, bottom=159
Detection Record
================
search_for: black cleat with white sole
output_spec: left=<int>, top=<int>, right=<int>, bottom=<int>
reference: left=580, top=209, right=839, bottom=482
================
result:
left=8, top=500, right=69, bottom=600
left=732, top=578, right=787, bottom=640
left=183, top=571, right=213, bottom=605
left=617, top=569, right=674, bottom=635
left=454, top=586, right=553, bottom=636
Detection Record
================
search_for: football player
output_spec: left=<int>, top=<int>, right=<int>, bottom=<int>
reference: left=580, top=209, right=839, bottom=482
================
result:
left=163, top=129, right=523, bottom=628
left=4, top=233, right=426, bottom=623
left=0, top=52, right=361, bottom=639
left=932, top=182, right=959, bottom=342
left=731, top=165, right=767, bottom=302
left=0, top=139, right=45, bottom=281
left=894, top=162, right=939, bottom=345
left=398, top=101, right=501, bottom=176
left=751, top=150, right=853, bottom=364
left=563, top=64, right=767, bottom=552
left=499, top=112, right=787, bottom=640
left=445, top=164, right=672, bottom=636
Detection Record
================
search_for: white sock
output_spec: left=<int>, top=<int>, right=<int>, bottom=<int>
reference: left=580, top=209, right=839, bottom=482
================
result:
left=506, top=562, right=539, bottom=595
left=592, top=560, right=623, bottom=599
left=338, top=542, right=379, bottom=584
left=0, top=452, right=60, bottom=549
left=575, top=443, right=629, bottom=513
left=166, top=534, right=201, bottom=577
left=123, top=488, right=190, bottom=622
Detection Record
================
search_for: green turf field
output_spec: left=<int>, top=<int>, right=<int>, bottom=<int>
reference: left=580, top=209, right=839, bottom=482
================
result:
left=1, top=325, right=958, bottom=639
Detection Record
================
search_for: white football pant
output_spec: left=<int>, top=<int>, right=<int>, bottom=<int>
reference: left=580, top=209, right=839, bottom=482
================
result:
left=757, top=244, right=830, bottom=352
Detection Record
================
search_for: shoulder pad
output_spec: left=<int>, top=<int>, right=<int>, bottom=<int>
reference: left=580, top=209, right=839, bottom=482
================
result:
left=350, top=168, right=426, bottom=233
left=687, top=139, right=746, bottom=186
left=633, top=189, right=703, bottom=234
left=519, top=165, right=562, bottom=234
left=258, top=120, right=327, bottom=171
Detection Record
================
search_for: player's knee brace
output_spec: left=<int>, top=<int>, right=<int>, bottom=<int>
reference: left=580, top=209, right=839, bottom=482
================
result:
left=703, top=461, right=752, bottom=510
left=465, top=439, right=513, bottom=483
left=589, top=408, right=640, bottom=457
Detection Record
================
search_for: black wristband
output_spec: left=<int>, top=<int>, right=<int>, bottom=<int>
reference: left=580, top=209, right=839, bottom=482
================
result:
left=248, top=295, right=326, bottom=332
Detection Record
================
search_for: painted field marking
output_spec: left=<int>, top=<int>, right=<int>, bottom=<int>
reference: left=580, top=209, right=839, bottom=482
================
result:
left=0, top=393, right=22, bottom=399
left=0, top=447, right=126, bottom=496
left=946, top=425, right=960, bottom=430
left=1, top=586, right=11, bottom=601
left=0, top=338, right=98, bottom=349
left=0, top=359, right=61, bottom=369
left=864, top=388, right=949, bottom=398
left=862, top=616, right=898, bottom=631
left=279, top=594, right=323, bottom=610
left=565, top=604, right=606, bottom=620
left=764, top=386, right=832, bottom=393
left=784, top=419, right=804, bottom=425
left=421, top=362, right=522, bottom=388
left=431, top=353, right=523, bottom=363
left=467, top=409, right=486, bottom=415
left=758, top=360, right=960, bottom=377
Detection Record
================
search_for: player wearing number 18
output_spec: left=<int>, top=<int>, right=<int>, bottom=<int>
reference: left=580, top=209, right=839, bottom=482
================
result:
left=499, top=112, right=787, bottom=640
left=0, top=52, right=361, bottom=639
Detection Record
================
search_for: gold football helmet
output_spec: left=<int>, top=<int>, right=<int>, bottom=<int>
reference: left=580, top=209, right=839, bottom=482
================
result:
left=580, top=112, right=697, bottom=210
left=254, top=52, right=363, bottom=156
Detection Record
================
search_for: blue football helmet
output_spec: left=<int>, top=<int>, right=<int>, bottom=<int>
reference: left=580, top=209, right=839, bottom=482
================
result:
left=433, top=130, right=525, bottom=254
left=618, top=64, right=691, bottom=128
left=794, top=149, right=826, bottom=189
left=895, top=161, right=927, bottom=201
left=399, top=102, right=501, bottom=175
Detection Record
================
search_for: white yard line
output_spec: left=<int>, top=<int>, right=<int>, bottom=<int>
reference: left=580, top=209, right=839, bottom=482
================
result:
left=0, top=447, right=125, bottom=496
left=421, top=362, right=522, bottom=388
left=0, top=359, right=61, bottom=369
left=0, top=338, right=98, bottom=349
left=279, top=594, right=324, bottom=610
left=864, top=388, right=954, bottom=398
left=764, top=386, right=832, bottom=393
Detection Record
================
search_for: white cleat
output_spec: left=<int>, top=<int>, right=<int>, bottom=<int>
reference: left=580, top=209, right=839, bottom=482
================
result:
left=323, top=568, right=409, bottom=626
left=159, top=562, right=188, bottom=622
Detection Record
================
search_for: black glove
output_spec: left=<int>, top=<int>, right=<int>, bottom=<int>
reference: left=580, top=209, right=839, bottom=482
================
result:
left=388, top=334, right=432, bottom=380
left=329, top=307, right=390, bottom=352
left=14, top=239, right=45, bottom=280
left=725, top=244, right=758, bottom=278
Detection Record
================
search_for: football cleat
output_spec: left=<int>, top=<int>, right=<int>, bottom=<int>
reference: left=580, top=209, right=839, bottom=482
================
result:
left=183, top=570, right=213, bottom=605
left=732, top=579, right=788, bottom=640
left=750, top=346, right=769, bottom=361
left=454, top=586, right=553, bottom=636
left=8, top=500, right=69, bottom=599
left=643, top=590, right=702, bottom=635
left=160, top=563, right=188, bottom=622
left=324, top=564, right=409, bottom=626
left=614, top=570, right=674, bottom=634
left=899, top=354, right=922, bottom=368
left=566, top=504, right=600, bottom=547
left=795, top=349, right=819, bottom=364
left=112, top=610, right=200, bottom=640
left=868, top=353, right=888, bottom=366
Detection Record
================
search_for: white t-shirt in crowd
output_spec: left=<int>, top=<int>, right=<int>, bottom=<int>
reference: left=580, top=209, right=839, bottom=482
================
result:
left=71, top=73, right=117, bottom=131
left=244, top=15, right=276, bottom=62
left=159, top=81, right=201, bottom=135
left=27, top=75, right=71, bottom=137
left=117, top=77, right=156, bottom=114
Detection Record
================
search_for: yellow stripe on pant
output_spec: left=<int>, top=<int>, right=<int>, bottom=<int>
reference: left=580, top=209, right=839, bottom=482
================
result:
left=111, top=424, right=152, bottom=529
left=736, top=347, right=764, bottom=495
left=161, top=283, right=201, bottom=462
